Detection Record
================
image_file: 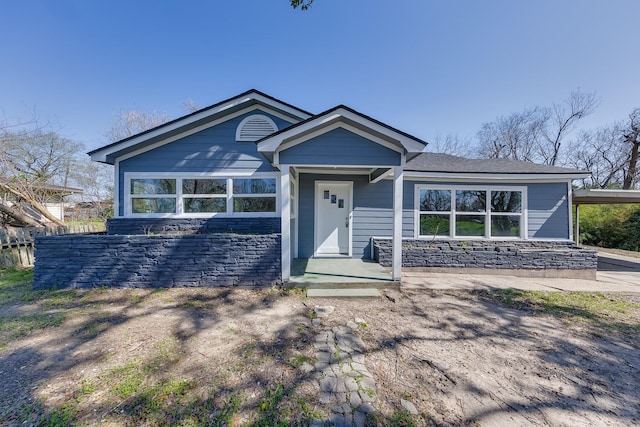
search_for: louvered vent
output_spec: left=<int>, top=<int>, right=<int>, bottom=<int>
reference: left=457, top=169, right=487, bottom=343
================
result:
left=236, top=114, right=278, bottom=141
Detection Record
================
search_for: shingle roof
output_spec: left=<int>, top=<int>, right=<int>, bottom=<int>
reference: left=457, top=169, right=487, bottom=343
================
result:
left=405, top=152, right=588, bottom=175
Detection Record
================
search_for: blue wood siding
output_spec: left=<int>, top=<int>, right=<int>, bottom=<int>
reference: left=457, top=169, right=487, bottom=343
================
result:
left=117, top=111, right=292, bottom=215
left=527, top=182, right=569, bottom=239
left=297, top=174, right=413, bottom=259
left=279, top=127, right=402, bottom=166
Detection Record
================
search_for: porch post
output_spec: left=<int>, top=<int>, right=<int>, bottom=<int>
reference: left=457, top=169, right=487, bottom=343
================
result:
left=280, top=166, right=291, bottom=282
left=392, top=166, right=403, bottom=281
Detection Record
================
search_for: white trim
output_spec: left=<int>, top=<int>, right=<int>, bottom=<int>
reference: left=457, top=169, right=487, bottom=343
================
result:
left=402, top=171, right=590, bottom=181
left=369, top=168, right=393, bottom=184
left=292, top=167, right=380, bottom=175
left=91, top=91, right=311, bottom=163
left=414, top=184, right=528, bottom=240
left=392, top=167, right=403, bottom=281
left=123, top=172, right=280, bottom=218
left=236, top=114, right=278, bottom=142
left=115, top=106, right=291, bottom=163
left=567, top=180, right=574, bottom=242
left=275, top=122, right=405, bottom=155
left=114, top=160, right=120, bottom=217
left=280, top=166, right=291, bottom=282
left=258, top=107, right=426, bottom=154
left=292, top=173, right=299, bottom=258
left=313, top=181, right=353, bottom=257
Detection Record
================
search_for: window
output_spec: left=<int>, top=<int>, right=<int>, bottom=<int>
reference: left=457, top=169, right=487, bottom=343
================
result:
left=130, top=178, right=177, bottom=214
left=126, top=175, right=278, bottom=216
left=417, top=185, right=524, bottom=239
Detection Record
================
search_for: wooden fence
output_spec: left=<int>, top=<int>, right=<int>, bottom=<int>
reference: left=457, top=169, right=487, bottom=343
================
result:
left=0, top=224, right=102, bottom=268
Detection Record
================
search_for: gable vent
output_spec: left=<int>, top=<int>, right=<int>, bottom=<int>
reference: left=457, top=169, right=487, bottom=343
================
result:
left=236, top=114, right=278, bottom=141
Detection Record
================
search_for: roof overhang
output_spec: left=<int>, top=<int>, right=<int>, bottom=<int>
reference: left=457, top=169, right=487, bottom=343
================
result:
left=88, top=90, right=312, bottom=164
left=572, top=188, right=640, bottom=204
left=402, top=171, right=591, bottom=181
left=257, top=106, right=427, bottom=164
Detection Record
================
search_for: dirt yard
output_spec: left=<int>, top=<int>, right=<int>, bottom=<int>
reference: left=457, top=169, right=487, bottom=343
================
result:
left=1, top=283, right=639, bottom=426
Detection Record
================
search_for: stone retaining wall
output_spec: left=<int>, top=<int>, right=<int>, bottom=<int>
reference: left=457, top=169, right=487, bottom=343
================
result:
left=33, top=233, right=281, bottom=290
left=106, top=217, right=281, bottom=235
left=373, top=239, right=597, bottom=277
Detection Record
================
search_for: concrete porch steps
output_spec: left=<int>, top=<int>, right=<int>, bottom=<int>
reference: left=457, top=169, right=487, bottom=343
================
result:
left=306, top=288, right=382, bottom=298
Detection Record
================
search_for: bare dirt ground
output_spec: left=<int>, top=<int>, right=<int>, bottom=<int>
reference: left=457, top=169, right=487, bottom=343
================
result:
left=1, top=286, right=639, bottom=426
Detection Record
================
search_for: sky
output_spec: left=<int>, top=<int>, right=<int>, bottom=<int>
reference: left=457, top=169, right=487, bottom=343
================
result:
left=1, top=0, right=639, bottom=152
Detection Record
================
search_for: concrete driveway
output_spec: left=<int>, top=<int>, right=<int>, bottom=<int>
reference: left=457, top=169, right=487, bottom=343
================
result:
left=402, top=249, right=640, bottom=293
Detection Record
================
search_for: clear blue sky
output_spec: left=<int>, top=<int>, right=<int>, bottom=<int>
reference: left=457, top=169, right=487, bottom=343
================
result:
left=2, top=0, right=638, bottom=152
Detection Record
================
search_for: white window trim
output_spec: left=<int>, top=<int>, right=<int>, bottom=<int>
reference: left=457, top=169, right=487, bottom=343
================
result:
left=235, top=114, right=278, bottom=142
left=414, top=184, right=528, bottom=240
left=124, top=172, right=280, bottom=218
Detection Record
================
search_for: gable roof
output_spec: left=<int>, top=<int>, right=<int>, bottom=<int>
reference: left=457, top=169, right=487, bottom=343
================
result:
left=405, top=153, right=590, bottom=178
left=257, top=104, right=428, bottom=163
left=88, top=89, right=312, bottom=164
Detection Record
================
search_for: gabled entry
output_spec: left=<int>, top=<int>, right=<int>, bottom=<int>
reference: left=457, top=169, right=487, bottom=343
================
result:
left=314, top=181, right=353, bottom=256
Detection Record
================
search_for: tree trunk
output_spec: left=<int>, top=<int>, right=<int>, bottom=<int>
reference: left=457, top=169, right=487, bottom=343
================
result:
left=623, top=141, right=640, bottom=190
left=0, top=202, right=43, bottom=227
left=0, top=182, right=65, bottom=226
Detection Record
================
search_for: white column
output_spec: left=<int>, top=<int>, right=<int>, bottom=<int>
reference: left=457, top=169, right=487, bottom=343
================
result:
left=575, top=204, right=580, bottom=245
left=280, top=166, right=291, bottom=282
left=392, top=166, right=403, bottom=281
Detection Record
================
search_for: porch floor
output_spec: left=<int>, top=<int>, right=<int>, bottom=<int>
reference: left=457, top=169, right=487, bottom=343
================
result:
left=289, top=258, right=398, bottom=288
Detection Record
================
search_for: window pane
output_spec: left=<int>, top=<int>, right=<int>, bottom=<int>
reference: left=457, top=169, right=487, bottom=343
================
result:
left=419, top=214, right=450, bottom=236
left=131, top=179, right=176, bottom=195
left=491, top=191, right=522, bottom=213
left=184, top=198, right=226, bottom=213
left=233, top=178, right=276, bottom=194
left=419, top=189, right=451, bottom=211
left=233, top=197, right=276, bottom=212
left=455, top=214, right=485, bottom=236
left=491, top=216, right=520, bottom=237
left=132, top=198, right=176, bottom=214
left=456, top=190, right=486, bottom=212
left=183, top=179, right=226, bottom=195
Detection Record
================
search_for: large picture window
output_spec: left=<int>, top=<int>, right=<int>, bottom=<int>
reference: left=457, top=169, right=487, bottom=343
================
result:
left=417, top=185, right=525, bottom=239
left=126, top=175, right=278, bottom=217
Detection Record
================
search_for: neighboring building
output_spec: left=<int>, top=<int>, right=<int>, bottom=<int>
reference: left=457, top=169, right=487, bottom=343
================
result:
left=79, top=90, right=592, bottom=286
left=0, top=178, right=83, bottom=224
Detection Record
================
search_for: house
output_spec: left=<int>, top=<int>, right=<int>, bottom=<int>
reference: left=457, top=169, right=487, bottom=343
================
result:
left=0, top=178, right=83, bottom=225
left=32, top=90, right=596, bottom=290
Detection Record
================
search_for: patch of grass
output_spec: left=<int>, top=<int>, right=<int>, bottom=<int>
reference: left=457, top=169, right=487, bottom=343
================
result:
left=0, top=267, right=35, bottom=303
left=254, top=382, right=291, bottom=426
left=487, top=289, right=640, bottom=335
left=0, top=312, right=66, bottom=350
left=289, top=353, right=315, bottom=368
left=111, top=360, right=145, bottom=399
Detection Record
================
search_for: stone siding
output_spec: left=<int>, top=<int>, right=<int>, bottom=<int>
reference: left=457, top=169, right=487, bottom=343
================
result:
left=33, top=234, right=281, bottom=290
left=374, top=239, right=597, bottom=272
left=106, top=217, right=281, bottom=235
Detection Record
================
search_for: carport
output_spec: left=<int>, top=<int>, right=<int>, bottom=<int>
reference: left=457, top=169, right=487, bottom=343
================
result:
left=572, top=188, right=640, bottom=245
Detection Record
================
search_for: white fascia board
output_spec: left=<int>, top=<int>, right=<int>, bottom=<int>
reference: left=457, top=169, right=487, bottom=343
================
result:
left=258, top=107, right=426, bottom=154
left=401, top=171, right=591, bottom=181
left=91, top=93, right=310, bottom=163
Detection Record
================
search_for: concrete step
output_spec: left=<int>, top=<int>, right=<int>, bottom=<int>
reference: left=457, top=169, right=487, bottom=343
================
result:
left=306, top=288, right=382, bottom=298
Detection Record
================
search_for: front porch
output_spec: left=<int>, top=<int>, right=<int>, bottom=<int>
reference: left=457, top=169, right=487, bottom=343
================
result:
left=289, top=258, right=399, bottom=288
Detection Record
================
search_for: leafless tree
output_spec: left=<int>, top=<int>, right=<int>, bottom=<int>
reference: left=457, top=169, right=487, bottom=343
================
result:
left=428, top=134, right=476, bottom=157
left=105, top=110, right=170, bottom=143
left=621, top=108, right=640, bottom=189
left=569, top=126, right=626, bottom=188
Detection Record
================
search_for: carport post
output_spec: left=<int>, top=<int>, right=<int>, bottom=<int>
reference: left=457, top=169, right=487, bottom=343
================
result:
left=392, top=166, right=403, bottom=281
left=575, top=203, right=580, bottom=245
left=280, top=166, right=291, bottom=282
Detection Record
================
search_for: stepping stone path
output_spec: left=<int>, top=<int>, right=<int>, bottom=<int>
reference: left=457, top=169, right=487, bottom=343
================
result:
left=311, top=306, right=376, bottom=427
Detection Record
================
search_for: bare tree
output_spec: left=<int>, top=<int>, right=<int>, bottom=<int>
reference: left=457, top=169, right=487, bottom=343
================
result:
left=428, top=134, right=476, bottom=157
left=476, top=90, right=597, bottom=166
left=621, top=108, right=640, bottom=189
left=570, top=126, right=626, bottom=188
left=539, top=90, right=598, bottom=166
left=105, top=110, right=170, bottom=143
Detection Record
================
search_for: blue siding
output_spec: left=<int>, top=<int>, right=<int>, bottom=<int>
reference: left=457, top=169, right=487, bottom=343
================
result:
left=117, top=111, right=292, bottom=215
left=527, top=182, right=569, bottom=239
left=297, top=174, right=413, bottom=259
left=279, top=127, right=402, bottom=166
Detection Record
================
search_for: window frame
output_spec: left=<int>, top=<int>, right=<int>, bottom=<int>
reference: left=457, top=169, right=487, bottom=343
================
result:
left=415, top=184, right=527, bottom=239
left=124, top=172, right=280, bottom=218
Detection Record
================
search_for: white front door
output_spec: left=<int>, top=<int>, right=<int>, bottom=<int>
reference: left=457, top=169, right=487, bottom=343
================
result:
left=315, top=181, right=352, bottom=256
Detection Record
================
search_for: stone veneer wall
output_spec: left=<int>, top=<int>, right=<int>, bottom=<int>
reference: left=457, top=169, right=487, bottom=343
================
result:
left=373, top=239, right=597, bottom=275
left=106, top=217, right=281, bottom=235
left=33, top=233, right=281, bottom=290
